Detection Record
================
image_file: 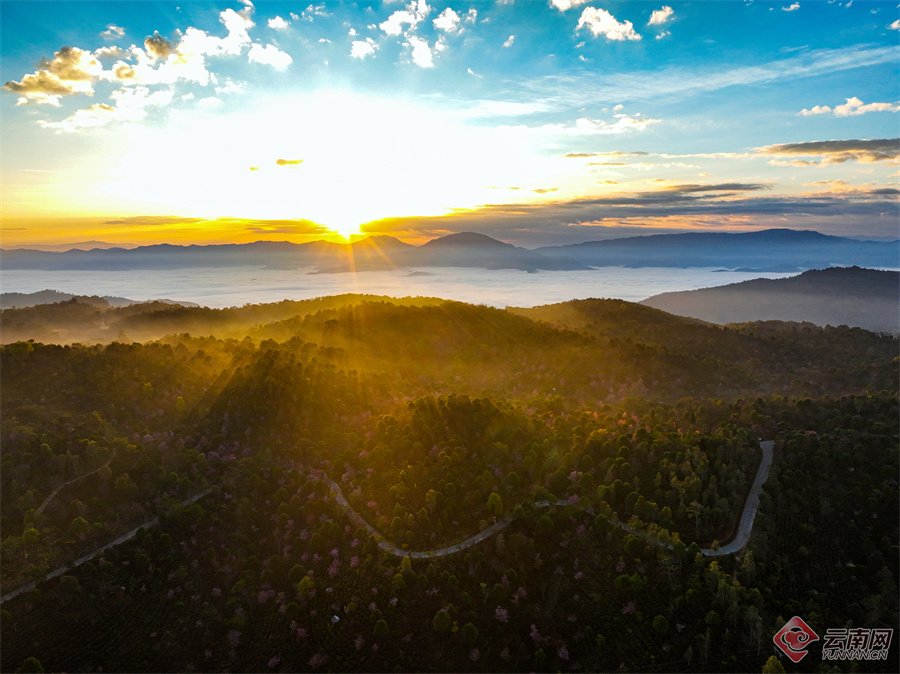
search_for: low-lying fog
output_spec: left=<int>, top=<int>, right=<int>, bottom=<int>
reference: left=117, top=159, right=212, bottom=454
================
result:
left=1, top=266, right=799, bottom=308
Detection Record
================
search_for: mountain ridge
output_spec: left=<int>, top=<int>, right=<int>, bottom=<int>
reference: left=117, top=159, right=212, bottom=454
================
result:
left=640, top=266, right=899, bottom=333
left=535, top=228, right=898, bottom=270
left=2, top=228, right=896, bottom=272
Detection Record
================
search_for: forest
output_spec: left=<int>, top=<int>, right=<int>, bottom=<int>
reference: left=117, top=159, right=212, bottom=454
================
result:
left=1, top=294, right=897, bottom=673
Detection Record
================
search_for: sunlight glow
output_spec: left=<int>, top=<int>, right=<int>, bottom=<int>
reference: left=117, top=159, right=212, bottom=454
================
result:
left=87, top=90, right=554, bottom=240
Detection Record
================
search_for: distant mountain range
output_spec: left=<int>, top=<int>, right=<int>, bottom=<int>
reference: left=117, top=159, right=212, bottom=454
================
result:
left=536, top=228, right=899, bottom=271
left=2, top=228, right=897, bottom=273
left=2, top=241, right=140, bottom=252
left=641, top=266, right=899, bottom=334
left=311, top=232, right=585, bottom=273
left=0, top=290, right=197, bottom=310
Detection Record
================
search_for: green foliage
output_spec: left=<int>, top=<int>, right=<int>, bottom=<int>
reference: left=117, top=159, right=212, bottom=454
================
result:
left=15, top=657, right=43, bottom=673
left=536, top=515, right=554, bottom=536
left=297, top=575, right=314, bottom=598
left=432, top=610, right=451, bottom=632
left=652, top=615, right=669, bottom=635
left=0, top=295, right=897, bottom=674
left=486, top=492, right=503, bottom=516
left=459, top=622, right=478, bottom=646
left=762, top=655, right=785, bottom=673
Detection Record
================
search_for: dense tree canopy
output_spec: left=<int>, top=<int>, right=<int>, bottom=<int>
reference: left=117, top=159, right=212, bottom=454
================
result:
left=1, top=296, right=896, bottom=672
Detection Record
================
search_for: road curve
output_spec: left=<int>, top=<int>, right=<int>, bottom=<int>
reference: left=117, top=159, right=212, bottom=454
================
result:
left=0, top=488, right=213, bottom=605
left=302, top=440, right=774, bottom=560
left=1, top=442, right=773, bottom=604
left=701, top=440, right=774, bottom=556
left=34, top=450, right=117, bottom=517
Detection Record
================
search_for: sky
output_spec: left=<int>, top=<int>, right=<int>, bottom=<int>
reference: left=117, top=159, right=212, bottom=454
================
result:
left=1, top=0, right=898, bottom=249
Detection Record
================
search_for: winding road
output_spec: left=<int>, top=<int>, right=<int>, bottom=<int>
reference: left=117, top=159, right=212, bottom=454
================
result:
left=701, top=440, right=774, bottom=556
left=34, top=450, right=117, bottom=518
left=1, top=442, right=773, bottom=604
left=0, top=488, right=213, bottom=605
left=303, top=440, right=774, bottom=560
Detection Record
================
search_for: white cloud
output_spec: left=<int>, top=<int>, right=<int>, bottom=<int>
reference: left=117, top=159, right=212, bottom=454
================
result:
left=799, top=96, right=900, bottom=116
left=655, top=30, right=671, bottom=39
left=38, top=86, right=174, bottom=132
left=111, top=85, right=175, bottom=115
left=217, top=8, right=255, bottom=54
left=463, top=100, right=550, bottom=117
left=101, top=25, right=125, bottom=39
left=351, top=38, right=378, bottom=59
left=145, top=32, right=176, bottom=60
left=550, top=0, right=589, bottom=11
left=247, top=43, right=293, bottom=69
left=580, top=113, right=660, bottom=134
left=648, top=6, right=674, bottom=25
left=503, top=35, right=515, bottom=47
left=500, top=113, right=660, bottom=138
left=434, top=8, right=460, bottom=32
left=4, top=46, right=103, bottom=105
left=215, top=79, right=245, bottom=95
left=94, top=46, right=128, bottom=60
left=407, top=35, right=434, bottom=68
left=517, top=45, right=898, bottom=108
left=577, top=8, right=641, bottom=41
left=268, top=16, right=290, bottom=30
left=782, top=3, right=800, bottom=11
left=380, top=0, right=431, bottom=36
left=613, top=104, right=624, bottom=111
left=196, top=96, right=225, bottom=110
left=172, top=5, right=253, bottom=65
left=798, top=104, right=832, bottom=115
left=39, top=103, right=117, bottom=131
left=889, top=19, right=900, bottom=30
left=119, top=38, right=212, bottom=86
left=301, top=4, right=330, bottom=21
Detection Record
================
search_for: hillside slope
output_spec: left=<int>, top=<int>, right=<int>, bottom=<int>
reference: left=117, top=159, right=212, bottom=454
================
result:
left=640, top=266, right=899, bottom=333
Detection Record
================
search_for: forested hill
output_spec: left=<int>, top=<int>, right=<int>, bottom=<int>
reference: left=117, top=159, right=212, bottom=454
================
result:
left=2, top=295, right=896, bottom=403
left=640, top=266, right=899, bottom=334
left=0, top=289, right=198, bottom=310
left=1, top=293, right=897, bottom=673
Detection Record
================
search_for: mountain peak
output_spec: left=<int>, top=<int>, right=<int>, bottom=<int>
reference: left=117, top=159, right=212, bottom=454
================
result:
left=423, top=232, right=513, bottom=248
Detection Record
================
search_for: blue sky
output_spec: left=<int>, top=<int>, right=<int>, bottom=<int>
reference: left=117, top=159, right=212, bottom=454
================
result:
left=1, top=0, right=898, bottom=248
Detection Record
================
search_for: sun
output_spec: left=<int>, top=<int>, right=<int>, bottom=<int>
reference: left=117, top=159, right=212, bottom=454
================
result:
left=86, top=89, right=558, bottom=244
left=331, top=222, right=363, bottom=241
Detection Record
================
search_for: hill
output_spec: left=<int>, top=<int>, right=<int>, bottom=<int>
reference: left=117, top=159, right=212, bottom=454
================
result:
left=0, top=289, right=197, bottom=310
left=0, top=294, right=896, bottom=674
left=0, top=233, right=583, bottom=273
left=12, top=228, right=893, bottom=274
left=0, top=236, right=415, bottom=272
left=311, top=231, right=586, bottom=273
left=536, top=229, right=899, bottom=270
left=640, top=266, right=899, bottom=333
